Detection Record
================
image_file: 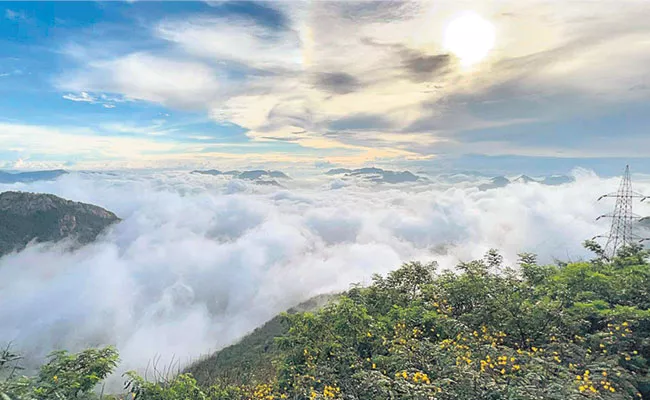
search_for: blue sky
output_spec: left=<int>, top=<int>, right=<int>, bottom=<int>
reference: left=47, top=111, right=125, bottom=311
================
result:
left=1, top=1, right=649, bottom=173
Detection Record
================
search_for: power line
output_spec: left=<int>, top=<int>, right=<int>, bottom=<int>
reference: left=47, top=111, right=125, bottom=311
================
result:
left=593, top=165, right=648, bottom=259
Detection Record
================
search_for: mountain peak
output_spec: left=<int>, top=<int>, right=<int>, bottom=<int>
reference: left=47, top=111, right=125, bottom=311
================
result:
left=0, top=191, right=120, bottom=256
left=513, top=175, right=536, bottom=183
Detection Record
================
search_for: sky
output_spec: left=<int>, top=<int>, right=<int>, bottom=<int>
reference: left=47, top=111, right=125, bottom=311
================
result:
left=1, top=1, right=650, bottom=174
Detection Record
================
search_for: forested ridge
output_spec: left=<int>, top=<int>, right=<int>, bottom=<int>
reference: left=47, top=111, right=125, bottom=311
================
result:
left=2, top=241, right=650, bottom=399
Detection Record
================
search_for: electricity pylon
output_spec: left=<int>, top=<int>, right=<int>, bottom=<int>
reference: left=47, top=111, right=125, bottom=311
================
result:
left=593, top=165, right=648, bottom=258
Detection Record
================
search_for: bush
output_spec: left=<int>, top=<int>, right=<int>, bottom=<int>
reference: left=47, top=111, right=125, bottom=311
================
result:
left=3, top=243, right=650, bottom=399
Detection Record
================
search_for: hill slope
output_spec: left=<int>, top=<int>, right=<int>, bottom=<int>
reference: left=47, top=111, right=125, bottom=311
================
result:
left=3, top=245, right=650, bottom=399
left=0, top=191, right=120, bottom=256
left=176, top=245, right=650, bottom=399
left=186, top=294, right=337, bottom=387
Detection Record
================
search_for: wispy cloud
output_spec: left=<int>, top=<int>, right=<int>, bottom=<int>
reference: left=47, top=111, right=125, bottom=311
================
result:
left=0, top=69, right=23, bottom=78
left=62, top=92, right=128, bottom=109
left=0, top=122, right=416, bottom=169
left=29, top=1, right=650, bottom=166
left=5, top=9, right=27, bottom=21
left=60, top=53, right=222, bottom=109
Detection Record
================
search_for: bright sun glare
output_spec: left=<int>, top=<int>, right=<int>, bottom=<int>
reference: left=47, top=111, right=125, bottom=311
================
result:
left=443, top=12, right=495, bottom=67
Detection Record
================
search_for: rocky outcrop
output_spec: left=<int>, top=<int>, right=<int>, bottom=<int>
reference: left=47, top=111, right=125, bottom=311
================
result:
left=0, top=191, right=120, bottom=256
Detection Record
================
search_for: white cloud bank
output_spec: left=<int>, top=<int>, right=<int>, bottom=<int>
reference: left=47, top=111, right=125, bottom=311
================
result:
left=0, top=170, right=649, bottom=387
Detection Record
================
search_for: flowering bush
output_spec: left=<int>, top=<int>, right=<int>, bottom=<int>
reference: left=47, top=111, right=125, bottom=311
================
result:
left=2, top=242, right=650, bottom=399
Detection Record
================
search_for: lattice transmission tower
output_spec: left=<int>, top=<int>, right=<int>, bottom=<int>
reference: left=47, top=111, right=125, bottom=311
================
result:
left=594, top=165, right=648, bottom=258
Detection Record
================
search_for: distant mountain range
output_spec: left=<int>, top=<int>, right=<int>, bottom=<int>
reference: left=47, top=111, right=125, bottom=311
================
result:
left=0, top=169, right=68, bottom=183
left=478, top=176, right=512, bottom=191
left=0, top=191, right=119, bottom=256
left=478, top=174, right=575, bottom=191
left=192, top=169, right=290, bottom=187
left=325, top=167, right=422, bottom=183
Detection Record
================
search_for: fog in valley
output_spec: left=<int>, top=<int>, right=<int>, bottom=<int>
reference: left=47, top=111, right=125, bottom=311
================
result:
left=1, top=169, right=648, bottom=382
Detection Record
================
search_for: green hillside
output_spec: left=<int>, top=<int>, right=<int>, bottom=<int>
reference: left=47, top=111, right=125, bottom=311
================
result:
left=3, top=241, right=650, bottom=400
left=186, top=294, right=338, bottom=387
left=0, top=191, right=120, bottom=256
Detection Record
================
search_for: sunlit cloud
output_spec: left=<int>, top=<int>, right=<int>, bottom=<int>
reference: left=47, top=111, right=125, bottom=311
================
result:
left=4, top=0, right=650, bottom=168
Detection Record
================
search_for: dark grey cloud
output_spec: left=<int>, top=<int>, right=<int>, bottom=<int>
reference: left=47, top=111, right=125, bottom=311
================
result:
left=359, top=38, right=451, bottom=82
left=207, top=1, right=291, bottom=31
left=313, top=72, right=363, bottom=95
left=258, top=102, right=315, bottom=133
left=260, top=136, right=300, bottom=142
left=328, top=113, right=394, bottom=131
left=401, top=51, right=451, bottom=82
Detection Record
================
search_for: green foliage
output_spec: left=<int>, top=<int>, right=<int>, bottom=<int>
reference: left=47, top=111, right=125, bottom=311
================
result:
left=261, top=245, right=650, bottom=399
left=186, top=308, right=289, bottom=387
left=0, top=191, right=119, bottom=256
left=3, top=244, right=650, bottom=399
left=187, top=294, right=338, bottom=387
left=0, top=347, right=118, bottom=400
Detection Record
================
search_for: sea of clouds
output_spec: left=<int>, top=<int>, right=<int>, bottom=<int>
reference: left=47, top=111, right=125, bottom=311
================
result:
left=0, top=169, right=648, bottom=385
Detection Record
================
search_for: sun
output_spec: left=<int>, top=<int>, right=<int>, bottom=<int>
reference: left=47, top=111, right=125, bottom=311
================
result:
left=443, top=11, right=495, bottom=67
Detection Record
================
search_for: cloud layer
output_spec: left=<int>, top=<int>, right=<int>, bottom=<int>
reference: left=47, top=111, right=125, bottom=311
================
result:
left=1, top=170, right=649, bottom=387
left=52, top=0, right=650, bottom=163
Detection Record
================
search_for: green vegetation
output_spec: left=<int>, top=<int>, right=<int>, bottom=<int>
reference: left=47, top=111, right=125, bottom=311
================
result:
left=0, top=346, right=118, bottom=400
left=0, top=191, right=120, bottom=256
left=3, top=241, right=650, bottom=399
left=187, top=294, right=337, bottom=387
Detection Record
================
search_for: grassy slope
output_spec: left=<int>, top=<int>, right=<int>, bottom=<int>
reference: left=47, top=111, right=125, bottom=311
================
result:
left=186, top=293, right=338, bottom=387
